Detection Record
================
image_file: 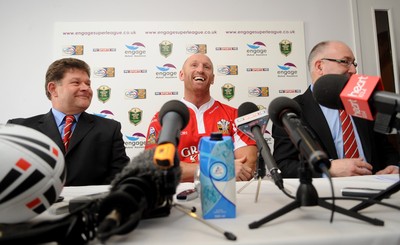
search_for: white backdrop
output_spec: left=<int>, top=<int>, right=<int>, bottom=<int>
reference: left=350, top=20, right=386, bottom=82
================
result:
left=53, top=21, right=307, bottom=157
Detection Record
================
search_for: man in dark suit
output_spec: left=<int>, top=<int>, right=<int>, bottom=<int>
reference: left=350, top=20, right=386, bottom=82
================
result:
left=272, top=40, right=399, bottom=178
left=8, top=58, right=129, bottom=186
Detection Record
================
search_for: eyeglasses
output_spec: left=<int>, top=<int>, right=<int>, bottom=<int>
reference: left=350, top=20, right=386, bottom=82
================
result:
left=321, top=58, right=358, bottom=68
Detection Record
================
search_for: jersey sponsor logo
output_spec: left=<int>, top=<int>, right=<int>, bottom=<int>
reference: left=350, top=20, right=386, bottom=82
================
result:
left=181, top=145, right=198, bottom=163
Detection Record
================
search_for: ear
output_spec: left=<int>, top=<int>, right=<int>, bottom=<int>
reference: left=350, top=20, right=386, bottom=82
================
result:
left=179, top=70, right=185, bottom=81
left=210, top=74, right=215, bottom=84
left=315, top=60, right=323, bottom=73
left=47, top=82, right=57, bottom=98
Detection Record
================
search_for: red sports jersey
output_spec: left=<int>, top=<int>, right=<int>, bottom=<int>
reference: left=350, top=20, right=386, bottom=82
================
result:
left=145, top=98, right=255, bottom=163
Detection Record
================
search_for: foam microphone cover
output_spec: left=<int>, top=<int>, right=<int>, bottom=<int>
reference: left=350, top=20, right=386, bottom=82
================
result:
left=268, top=97, right=302, bottom=128
left=312, top=74, right=349, bottom=110
left=238, top=102, right=259, bottom=117
left=158, top=100, right=190, bottom=129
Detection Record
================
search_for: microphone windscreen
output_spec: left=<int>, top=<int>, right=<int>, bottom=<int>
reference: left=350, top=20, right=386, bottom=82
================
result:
left=111, top=148, right=161, bottom=189
left=312, top=74, right=349, bottom=110
left=238, top=102, right=259, bottom=117
left=158, top=100, right=190, bottom=129
left=268, top=96, right=302, bottom=127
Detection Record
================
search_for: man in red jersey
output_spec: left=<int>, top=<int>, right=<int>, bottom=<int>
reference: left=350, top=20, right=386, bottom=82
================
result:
left=145, top=53, right=257, bottom=182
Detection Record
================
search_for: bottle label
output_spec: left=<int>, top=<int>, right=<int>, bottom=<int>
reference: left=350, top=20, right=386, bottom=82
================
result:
left=199, top=135, right=236, bottom=219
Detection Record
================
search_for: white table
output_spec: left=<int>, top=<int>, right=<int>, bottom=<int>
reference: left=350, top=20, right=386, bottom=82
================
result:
left=41, top=175, right=400, bottom=245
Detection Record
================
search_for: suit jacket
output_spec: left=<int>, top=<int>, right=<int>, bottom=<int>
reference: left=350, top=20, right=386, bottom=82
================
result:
left=272, top=87, right=399, bottom=178
left=8, top=111, right=130, bottom=186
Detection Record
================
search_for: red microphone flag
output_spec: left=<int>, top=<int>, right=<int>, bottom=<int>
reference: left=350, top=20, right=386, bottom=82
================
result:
left=340, top=74, right=384, bottom=120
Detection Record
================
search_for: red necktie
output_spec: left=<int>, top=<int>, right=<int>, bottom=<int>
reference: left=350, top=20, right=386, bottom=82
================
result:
left=339, top=110, right=359, bottom=158
left=63, top=115, right=75, bottom=150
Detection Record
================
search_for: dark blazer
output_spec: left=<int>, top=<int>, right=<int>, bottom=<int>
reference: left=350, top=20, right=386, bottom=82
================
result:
left=272, top=87, right=399, bottom=178
left=8, top=111, right=130, bottom=186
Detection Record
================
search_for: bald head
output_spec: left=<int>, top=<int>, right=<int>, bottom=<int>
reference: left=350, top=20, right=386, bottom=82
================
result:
left=308, top=40, right=356, bottom=83
left=182, top=53, right=214, bottom=70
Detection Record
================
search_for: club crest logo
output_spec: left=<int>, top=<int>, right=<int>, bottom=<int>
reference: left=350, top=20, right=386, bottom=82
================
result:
left=280, top=39, right=292, bottom=56
left=217, top=119, right=231, bottom=134
left=128, top=108, right=143, bottom=126
left=159, top=40, right=173, bottom=58
left=97, top=85, right=111, bottom=103
left=221, top=83, right=235, bottom=101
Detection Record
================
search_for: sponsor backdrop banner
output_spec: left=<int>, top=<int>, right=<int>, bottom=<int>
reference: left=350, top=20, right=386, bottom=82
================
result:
left=54, top=21, right=307, bottom=159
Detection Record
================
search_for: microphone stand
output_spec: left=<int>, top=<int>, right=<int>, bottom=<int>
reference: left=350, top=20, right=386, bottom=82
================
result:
left=248, top=156, right=384, bottom=229
left=172, top=203, right=237, bottom=241
left=350, top=180, right=400, bottom=212
left=237, top=153, right=267, bottom=202
left=351, top=118, right=400, bottom=212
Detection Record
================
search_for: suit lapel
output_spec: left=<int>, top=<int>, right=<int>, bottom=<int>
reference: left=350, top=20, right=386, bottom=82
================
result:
left=299, top=88, right=339, bottom=159
left=38, top=111, right=65, bottom=152
left=67, top=112, right=94, bottom=153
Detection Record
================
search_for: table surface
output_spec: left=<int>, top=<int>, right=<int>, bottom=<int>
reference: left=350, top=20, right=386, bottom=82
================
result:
left=43, top=175, right=400, bottom=245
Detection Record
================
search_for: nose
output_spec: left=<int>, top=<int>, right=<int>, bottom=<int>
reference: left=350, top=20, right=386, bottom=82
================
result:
left=348, top=64, right=357, bottom=74
left=196, top=64, right=205, bottom=72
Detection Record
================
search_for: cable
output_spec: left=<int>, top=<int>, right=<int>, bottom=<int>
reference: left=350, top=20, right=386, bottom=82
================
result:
left=319, top=165, right=335, bottom=223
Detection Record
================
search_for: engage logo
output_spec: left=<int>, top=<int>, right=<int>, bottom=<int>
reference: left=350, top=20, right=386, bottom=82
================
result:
left=277, top=63, right=298, bottom=77
left=155, top=64, right=178, bottom=79
left=246, top=42, right=267, bottom=56
left=125, top=42, right=146, bottom=57
left=93, top=110, right=114, bottom=119
left=124, top=132, right=146, bottom=149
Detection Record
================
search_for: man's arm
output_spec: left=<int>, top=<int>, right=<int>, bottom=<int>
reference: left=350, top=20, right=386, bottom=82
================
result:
left=234, top=145, right=257, bottom=181
left=180, top=162, right=199, bottom=182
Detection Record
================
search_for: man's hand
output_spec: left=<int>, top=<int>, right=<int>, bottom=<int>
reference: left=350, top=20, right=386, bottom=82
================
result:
left=329, top=158, right=373, bottom=177
left=235, top=155, right=254, bottom=181
left=376, top=165, right=399, bottom=175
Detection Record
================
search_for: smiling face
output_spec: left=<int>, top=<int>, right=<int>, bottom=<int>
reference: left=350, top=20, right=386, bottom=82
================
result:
left=179, top=53, right=215, bottom=99
left=48, top=68, right=93, bottom=115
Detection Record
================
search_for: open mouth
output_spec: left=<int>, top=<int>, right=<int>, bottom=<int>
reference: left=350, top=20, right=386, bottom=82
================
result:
left=194, top=76, right=205, bottom=81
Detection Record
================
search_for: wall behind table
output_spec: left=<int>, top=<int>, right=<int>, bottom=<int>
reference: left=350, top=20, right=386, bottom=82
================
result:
left=0, top=0, right=356, bottom=158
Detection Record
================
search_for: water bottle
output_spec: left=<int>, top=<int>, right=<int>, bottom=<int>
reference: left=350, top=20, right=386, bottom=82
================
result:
left=199, top=132, right=236, bottom=219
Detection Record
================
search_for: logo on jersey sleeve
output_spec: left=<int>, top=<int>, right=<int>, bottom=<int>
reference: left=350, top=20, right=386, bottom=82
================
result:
left=146, top=127, right=157, bottom=145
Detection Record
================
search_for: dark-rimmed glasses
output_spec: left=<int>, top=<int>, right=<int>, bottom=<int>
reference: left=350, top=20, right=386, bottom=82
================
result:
left=321, top=58, right=358, bottom=68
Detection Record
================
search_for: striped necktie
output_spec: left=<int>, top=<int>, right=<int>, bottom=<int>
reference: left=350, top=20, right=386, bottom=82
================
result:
left=63, top=115, right=75, bottom=150
left=339, top=110, right=360, bottom=158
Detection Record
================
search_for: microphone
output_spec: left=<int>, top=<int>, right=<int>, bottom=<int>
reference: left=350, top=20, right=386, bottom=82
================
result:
left=154, top=100, right=190, bottom=169
left=96, top=148, right=180, bottom=242
left=157, top=100, right=190, bottom=146
left=96, top=100, right=190, bottom=242
left=313, top=74, right=400, bottom=134
left=268, top=97, right=331, bottom=173
left=235, top=102, right=284, bottom=190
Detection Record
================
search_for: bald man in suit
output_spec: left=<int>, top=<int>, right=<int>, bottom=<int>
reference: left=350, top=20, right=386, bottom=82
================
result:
left=8, top=58, right=129, bottom=186
left=272, top=40, right=399, bottom=178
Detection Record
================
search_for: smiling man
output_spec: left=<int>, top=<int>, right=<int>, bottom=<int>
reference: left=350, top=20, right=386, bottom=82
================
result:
left=8, top=58, right=129, bottom=186
left=145, top=53, right=257, bottom=182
